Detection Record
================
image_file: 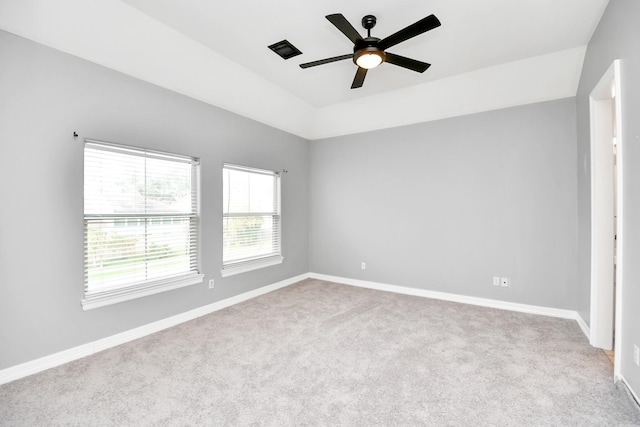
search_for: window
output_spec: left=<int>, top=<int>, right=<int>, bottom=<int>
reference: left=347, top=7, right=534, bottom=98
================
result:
left=222, top=164, right=282, bottom=276
left=83, top=140, right=203, bottom=309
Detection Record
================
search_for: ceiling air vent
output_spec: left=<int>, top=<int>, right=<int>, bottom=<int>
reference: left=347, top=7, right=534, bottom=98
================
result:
left=268, top=40, right=302, bottom=60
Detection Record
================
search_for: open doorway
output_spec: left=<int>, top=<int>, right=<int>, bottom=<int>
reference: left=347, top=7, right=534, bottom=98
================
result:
left=590, top=60, right=623, bottom=380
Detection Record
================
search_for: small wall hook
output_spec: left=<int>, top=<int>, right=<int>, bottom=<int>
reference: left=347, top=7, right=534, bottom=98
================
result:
left=73, top=132, right=78, bottom=138
left=282, top=169, right=289, bottom=174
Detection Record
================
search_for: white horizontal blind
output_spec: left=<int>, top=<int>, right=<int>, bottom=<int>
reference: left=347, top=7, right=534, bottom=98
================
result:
left=223, top=164, right=281, bottom=269
left=84, top=140, right=199, bottom=295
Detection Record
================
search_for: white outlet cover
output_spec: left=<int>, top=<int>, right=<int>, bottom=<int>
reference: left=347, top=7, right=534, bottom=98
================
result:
left=492, top=277, right=501, bottom=286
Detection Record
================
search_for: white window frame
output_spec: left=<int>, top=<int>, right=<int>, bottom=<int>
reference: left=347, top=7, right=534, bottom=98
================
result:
left=82, top=140, right=203, bottom=310
left=222, top=164, right=283, bottom=277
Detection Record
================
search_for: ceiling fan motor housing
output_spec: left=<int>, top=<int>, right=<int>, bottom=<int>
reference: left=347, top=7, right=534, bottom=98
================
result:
left=354, top=16, right=383, bottom=67
left=353, top=37, right=385, bottom=67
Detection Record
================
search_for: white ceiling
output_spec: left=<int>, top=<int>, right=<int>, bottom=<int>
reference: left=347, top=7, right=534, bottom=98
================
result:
left=0, top=0, right=609, bottom=139
left=124, top=0, right=607, bottom=107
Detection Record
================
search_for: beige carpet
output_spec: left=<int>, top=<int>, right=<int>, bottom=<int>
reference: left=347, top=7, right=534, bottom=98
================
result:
left=1, top=279, right=639, bottom=426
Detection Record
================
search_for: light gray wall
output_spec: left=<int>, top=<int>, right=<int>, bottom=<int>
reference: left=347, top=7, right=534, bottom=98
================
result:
left=0, top=31, right=308, bottom=369
left=576, top=0, right=640, bottom=397
left=309, top=99, right=578, bottom=310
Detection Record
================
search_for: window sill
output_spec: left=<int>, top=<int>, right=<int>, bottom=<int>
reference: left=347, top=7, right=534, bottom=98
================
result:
left=221, top=256, right=284, bottom=277
left=81, top=273, right=204, bottom=310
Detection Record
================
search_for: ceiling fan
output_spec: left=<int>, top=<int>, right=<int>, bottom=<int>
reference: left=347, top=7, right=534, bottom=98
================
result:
left=300, top=13, right=441, bottom=89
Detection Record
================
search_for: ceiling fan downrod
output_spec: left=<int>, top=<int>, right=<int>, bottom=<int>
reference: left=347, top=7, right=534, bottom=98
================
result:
left=362, top=14, right=377, bottom=37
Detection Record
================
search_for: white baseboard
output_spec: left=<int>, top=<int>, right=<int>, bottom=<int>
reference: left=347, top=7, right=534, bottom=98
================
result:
left=617, top=374, right=640, bottom=410
left=0, top=271, right=594, bottom=386
left=309, top=273, right=580, bottom=320
left=0, top=273, right=307, bottom=386
left=575, top=312, right=591, bottom=341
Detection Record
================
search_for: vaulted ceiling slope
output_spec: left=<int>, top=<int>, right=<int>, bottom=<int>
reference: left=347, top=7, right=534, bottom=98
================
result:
left=0, top=0, right=609, bottom=139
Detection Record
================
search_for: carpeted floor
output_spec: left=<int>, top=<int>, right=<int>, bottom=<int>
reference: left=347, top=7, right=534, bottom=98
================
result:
left=1, top=279, right=639, bottom=426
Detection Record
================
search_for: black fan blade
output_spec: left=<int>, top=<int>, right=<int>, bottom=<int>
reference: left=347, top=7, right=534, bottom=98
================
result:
left=378, top=14, right=441, bottom=51
left=326, top=14, right=363, bottom=44
left=385, top=52, right=431, bottom=73
left=299, top=54, right=353, bottom=69
left=351, top=67, right=367, bottom=89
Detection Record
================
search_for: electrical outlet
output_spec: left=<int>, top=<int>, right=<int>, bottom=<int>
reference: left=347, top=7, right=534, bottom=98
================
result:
left=492, top=276, right=501, bottom=286
left=208, top=279, right=215, bottom=289
left=361, top=262, right=366, bottom=270
left=634, top=345, right=640, bottom=366
left=501, top=277, right=510, bottom=287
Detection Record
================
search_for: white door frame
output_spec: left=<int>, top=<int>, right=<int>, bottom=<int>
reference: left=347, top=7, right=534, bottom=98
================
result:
left=589, top=59, right=624, bottom=379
